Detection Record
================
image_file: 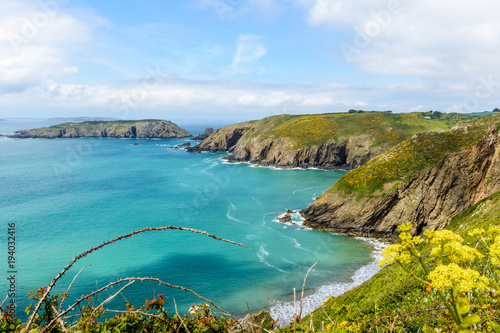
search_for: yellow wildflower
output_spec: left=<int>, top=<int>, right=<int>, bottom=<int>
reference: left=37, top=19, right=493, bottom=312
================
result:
left=427, top=229, right=463, bottom=245
left=489, top=226, right=500, bottom=234
left=468, top=228, right=485, bottom=239
left=398, top=223, right=413, bottom=233
left=490, top=235, right=500, bottom=265
left=378, top=244, right=411, bottom=267
left=428, top=263, right=489, bottom=293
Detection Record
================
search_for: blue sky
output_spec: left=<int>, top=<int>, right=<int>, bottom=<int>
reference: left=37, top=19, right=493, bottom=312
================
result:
left=1, top=0, right=500, bottom=121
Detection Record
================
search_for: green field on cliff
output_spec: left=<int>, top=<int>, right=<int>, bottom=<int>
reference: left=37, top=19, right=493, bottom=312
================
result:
left=329, top=114, right=500, bottom=195
left=239, top=111, right=477, bottom=149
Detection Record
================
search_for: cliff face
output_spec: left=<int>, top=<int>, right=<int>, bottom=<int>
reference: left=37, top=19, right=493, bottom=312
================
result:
left=187, top=125, right=252, bottom=153
left=12, top=120, right=191, bottom=139
left=302, top=128, right=500, bottom=237
left=224, top=134, right=384, bottom=169
left=187, top=119, right=395, bottom=169
left=188, top=112, right=478, bottom=170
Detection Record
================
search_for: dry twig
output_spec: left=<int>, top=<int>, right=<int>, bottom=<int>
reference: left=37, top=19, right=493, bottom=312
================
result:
left=27, top=225, right=247, bottom=330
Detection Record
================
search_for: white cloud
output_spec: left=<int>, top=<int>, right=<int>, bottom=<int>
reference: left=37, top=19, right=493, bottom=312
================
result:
left=0, top=0, right=91, bottom=92
left=4, top=74, right=499, bottom=119
left=301, top=0, right=500, bottom=81
left=232, top=35, right=267, bottom=68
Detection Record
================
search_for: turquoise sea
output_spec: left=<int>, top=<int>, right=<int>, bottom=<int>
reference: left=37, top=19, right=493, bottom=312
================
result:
left=0, top=120, right=382, bottom=325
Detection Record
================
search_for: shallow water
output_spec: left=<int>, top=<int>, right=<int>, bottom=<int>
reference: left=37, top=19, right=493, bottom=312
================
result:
left=0, top=120, right=381, bottom=325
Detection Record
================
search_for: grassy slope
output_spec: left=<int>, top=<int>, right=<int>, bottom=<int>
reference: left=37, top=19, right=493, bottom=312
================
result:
left=329, top=114, right=500, bottom=195
left=234, top=112, right=476, bottom=150
left=303, top=190, right=500, bottom=332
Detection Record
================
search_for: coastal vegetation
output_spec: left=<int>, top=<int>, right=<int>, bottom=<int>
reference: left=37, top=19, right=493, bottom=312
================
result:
left=190, top=111, right=480, bottom=170
left=332, top=114, right=500, bottom=195
left=238, top=111, right=475, bottom=149
left=302, top=189, right=500, bottom=332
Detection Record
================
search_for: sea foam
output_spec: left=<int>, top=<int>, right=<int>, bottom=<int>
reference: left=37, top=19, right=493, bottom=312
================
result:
left=269, top=238, right=387, bottom=326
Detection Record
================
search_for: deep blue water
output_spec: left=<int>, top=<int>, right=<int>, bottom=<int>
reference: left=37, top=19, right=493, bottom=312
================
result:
left=0, top=119, right=381, bottom=325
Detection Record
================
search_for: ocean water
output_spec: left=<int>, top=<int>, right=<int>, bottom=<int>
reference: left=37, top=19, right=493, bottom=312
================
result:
left=0, top=120, right=382, bottom=326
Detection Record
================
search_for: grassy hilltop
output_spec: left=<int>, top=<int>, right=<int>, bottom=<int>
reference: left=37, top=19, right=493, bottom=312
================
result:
left=192, top=111, right=479, bottom=170
left=332, top=114, right=500, bottom=196
left=238, top=111, right=475, bottom=149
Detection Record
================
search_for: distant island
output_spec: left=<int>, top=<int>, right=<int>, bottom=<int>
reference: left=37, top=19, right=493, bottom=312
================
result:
left=11, top=120, right=192, bottom=139
left=46, top=117, right=119, bottom=122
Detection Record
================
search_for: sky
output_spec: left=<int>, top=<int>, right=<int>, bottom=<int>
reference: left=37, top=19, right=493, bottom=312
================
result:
left=1, top=0, right=500, bottom=121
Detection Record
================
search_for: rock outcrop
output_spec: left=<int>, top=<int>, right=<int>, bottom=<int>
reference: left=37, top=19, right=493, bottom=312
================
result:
left=225, top=134, right=382, bottom=170
left=301, top=127, right=500, bottom=238
left=187, top=112, right=475, bottom=170
left=191, top=127, right=215, bottom=141
left=187, top=123, right=385, bottom=169
left=11, top=120, right=191, bottom=139
left=187, top=125, right=252, bottom=153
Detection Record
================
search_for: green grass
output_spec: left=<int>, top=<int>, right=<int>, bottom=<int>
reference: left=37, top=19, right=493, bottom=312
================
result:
left=331, top=114, right=500, bottom=195
left=233, top=111, right=477, bottom=150
left=301, top=188, right=500, bottom=332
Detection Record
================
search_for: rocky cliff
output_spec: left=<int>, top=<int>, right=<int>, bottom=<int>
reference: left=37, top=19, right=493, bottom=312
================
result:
left=188, top=112, right=473, bottom=170
left=12, top=120, right=191, bottom=139
left=302, top=125, right=500, bottom=238
left=191, top=127, right=215, bottom=141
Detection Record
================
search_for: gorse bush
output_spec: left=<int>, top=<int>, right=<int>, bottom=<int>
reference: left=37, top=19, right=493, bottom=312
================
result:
left=333, top=119, right=500, bottom=195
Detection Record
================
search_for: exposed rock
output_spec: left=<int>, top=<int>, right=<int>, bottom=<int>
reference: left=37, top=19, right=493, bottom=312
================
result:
left=286, top=209, right=295, bottom=214
left=188, top=124, right=384, bottom=170
left=187, top=125, right=252, bottom=153
left=301, top=127, right=500, bottom=238
left=191, top=127, right=215, bottom=140
left=11, top=120, right=191, bottom=139
left=277, top=213, right=292, bottom=223
left=177, top=142, right=191, bottom=147
left=225, top=135, right=384, bottom=170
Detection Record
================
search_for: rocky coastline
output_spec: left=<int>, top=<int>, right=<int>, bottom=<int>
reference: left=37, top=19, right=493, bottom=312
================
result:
left=187, top=123, right=384, bottom=170
left=301, top=127, right=500, bottom=238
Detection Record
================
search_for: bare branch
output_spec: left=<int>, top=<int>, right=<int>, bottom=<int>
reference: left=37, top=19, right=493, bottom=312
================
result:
left=27, top=226, right=248, bottom=330
left=59, top=264, right=92, bottom=312
left=174, top=298, right=191, bottom=333
left=93, top=280, right=135, bottom=314
left=41, top=277, right=238, bottom=332
left=299, top=261, right=319, bottom=320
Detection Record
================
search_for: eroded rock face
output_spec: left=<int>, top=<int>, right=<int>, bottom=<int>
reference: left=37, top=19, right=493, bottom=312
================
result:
left=188, top=125, right=385, bottom=170
left=186, top=126, right=252, bottom=153
left=191, top=127, right=215, bottom=141
left=301, top=128, right=500, bottom=237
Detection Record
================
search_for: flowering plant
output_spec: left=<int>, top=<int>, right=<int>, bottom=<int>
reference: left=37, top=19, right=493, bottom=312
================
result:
left=380, top=223, right=500, bottom=332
